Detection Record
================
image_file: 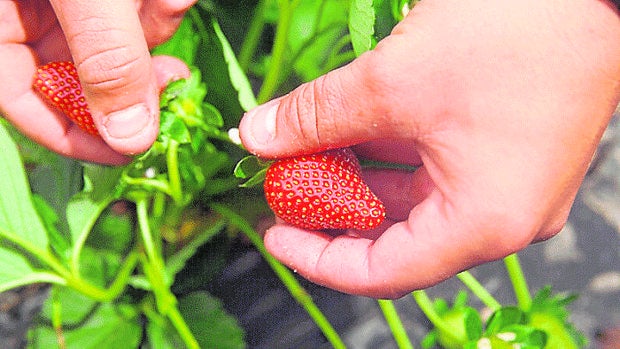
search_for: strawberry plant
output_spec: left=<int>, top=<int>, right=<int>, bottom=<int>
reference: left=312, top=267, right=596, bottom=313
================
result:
left=0, top=0, right=593, bottom=348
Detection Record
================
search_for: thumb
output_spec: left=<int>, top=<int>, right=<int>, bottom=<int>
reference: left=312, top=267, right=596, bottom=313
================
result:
left=239, top=45, right=428, bottom=158
left=50, top=0, right=159, bottom=155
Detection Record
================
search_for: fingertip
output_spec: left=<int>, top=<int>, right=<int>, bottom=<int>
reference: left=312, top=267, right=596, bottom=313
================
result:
left=239, top=98, right=281, bottom=157
left=98, top=102, right=159, bottom=155
left=151, top=55, right=191, bottom=91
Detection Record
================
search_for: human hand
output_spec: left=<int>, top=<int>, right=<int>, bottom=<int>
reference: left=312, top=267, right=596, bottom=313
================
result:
left=0, top=0, right=194, bottom=165
left=239, top=0, right=620, bottom=298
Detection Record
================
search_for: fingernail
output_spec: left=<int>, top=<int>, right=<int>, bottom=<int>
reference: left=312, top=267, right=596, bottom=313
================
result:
left=101, top=103, right=152, bottom=139
left=246, top=99, right=278, bottom=146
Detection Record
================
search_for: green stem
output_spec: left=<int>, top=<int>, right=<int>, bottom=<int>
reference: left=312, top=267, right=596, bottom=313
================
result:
left=412, top=290, right=460, bottom=343
left=166, top=140, right=183, bottom=205
left=456, top=271, right=501, bottom=311
left=0, top=226, right=135, bottom=301
left=167, top=302, right=200, bottom=349
left=136, top=199, right=160, bottom=268
left=122, top=175, right=173, bottom=197
left=70, top=196, right=113, bottom=276
left=51, top=288, right=67, bottom=349
left=0, top=228, right=68, bottom=277
left=238, top=0, right=269, bottom=71
left=135, top=198, right=199, bottom=348
left=377, top=299, right=414, bottom=349
left=103, top=251, right=140, bottom=299
left=257, top=0, right=300, bottom=103
left=141, top=255, right=199, bottom=349
left=210, top=203, right=346, bottom=349
left=503, top=253, right=532, bottom=310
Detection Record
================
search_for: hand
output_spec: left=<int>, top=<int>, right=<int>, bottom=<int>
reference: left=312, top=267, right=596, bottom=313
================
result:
left=239, top=0, right=620, bottom=298
left=0, top=0, right=194, bottom=165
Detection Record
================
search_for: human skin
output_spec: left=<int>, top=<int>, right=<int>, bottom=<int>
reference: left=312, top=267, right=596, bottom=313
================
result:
left=0, top=0, right=194, bottom=165
left=239, top=0, right=620, bottom=298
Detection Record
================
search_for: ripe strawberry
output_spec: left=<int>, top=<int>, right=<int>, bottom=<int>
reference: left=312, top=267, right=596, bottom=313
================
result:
left=33, top=61, right=99, bottom=136
left=263, top=148, right=385, bottom=230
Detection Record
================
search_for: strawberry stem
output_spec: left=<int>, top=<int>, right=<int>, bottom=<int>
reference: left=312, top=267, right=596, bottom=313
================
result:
left=257, top=0, right=301, bottom=103
left=377, top=299, right=415, bottom=349
left=504, top=253, right=532, bottom=310
left=238, top=0, right=269, bottom=72
left=166, top=140, right=184, bottom=205
left=412, top=290, right=462, bottom=344
left=456, top=271, right=501, bottom=311
left=136, top=198, right=200, bottom=348
left=210, top=203, right=347, bottom=349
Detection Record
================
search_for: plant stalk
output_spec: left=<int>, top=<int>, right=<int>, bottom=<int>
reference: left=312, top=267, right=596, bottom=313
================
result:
left=136, top=198, right=199, bottom=348
left=166, top=140, right=183, bottom=205
left=210, top=203, right=346, bottom=349
left=238, top=0, right=269, bottom=71
left=412, top=290, right=460, bottom=343
left=257, top=0, right=300, bottom=103
left=377, top=299, right=414, bottom=349
left=503, top=253, right=532, bottom=310
left=456, top=271, right=501, bottom=311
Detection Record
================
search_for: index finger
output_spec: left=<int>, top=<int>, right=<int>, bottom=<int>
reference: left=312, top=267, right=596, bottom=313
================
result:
left=50, top=0, right=159, bottom=155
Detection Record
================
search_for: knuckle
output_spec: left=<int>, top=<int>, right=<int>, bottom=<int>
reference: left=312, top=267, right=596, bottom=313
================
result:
left=76, top=44, right=148, bottom=94
left=281, top=80, right=324, bottom=149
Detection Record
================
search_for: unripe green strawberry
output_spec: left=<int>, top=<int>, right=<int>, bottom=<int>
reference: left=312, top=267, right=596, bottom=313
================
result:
left=33, top=61, right=99, bottom=136
left=263, top=148, right=385, bottom=230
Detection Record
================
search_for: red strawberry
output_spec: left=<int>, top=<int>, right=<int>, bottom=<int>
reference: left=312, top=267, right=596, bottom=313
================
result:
left=263, top=148, right=385, bottom=230
left=33, top=61, right=99, bottom=136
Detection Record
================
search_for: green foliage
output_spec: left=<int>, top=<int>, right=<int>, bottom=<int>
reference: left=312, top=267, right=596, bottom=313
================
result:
left=28, top=302, right=142, bottom=349
left=349, top=0, right=408, bottom=56
left=420, top=286, right=586, bottom=349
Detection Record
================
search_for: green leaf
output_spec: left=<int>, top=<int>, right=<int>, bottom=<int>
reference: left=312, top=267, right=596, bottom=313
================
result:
left=453, top=289, right=469, bottom=308
left=288, top=0, right=352, bottom=81
left=86, top=205, right=134, bottom=254
left=485, top=306, right=527, bottom=335
left=66, top=165, right=121, bottom=272
left=32, top=194, right=71, bottom=261
left=0, top=248, right=65, bottom=292
left=436, top=306, right=482, bottom=348
left=528, top=286, right=586, bottom=349
left=529, top=312, right=584, bottom=349
left=146, top=320, right=185, bottom=349
left=349, top=0, right=375, bottom=56
left=502, top=324, right=547, bottom=347
left=0, top=122, right=65, bottom=292
left=233, top=155, right=271, bottom=188
left=39, top=285, right=98, bottom=326
left=179, top=291, right=246, bottom=349
left=373, top=0, right=401, bottom=43
left=421, top=330, right=437, bottom=349
left=160, top=110, right=192, bottom=144
left=463, top=307, right=483, bottom=341
left=144, top=291, right=245, bottom=349
left=28, top=301, right=142, bottom=348
left=0, top=122, right=49, bottom=249
left=192, top=6, right=257, bottom=127
left=152, top=14, right=201, bottom=65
